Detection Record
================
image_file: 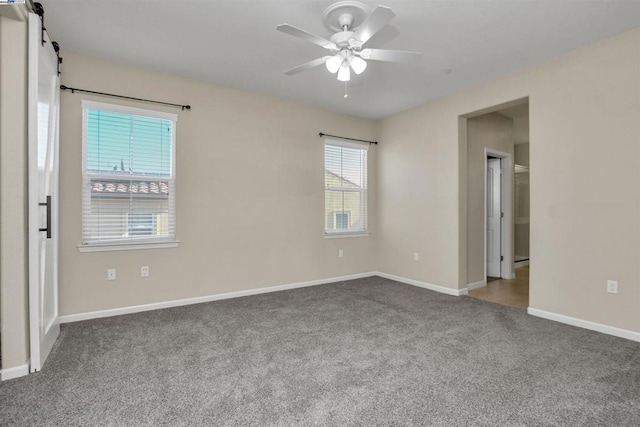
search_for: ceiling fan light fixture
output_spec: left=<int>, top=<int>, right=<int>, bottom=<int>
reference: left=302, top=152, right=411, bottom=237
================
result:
left=326, top=54, right=343, bottom=73
left=350, top=56, right=367, bottom=74
left=337, top=63, right=351, bottom=81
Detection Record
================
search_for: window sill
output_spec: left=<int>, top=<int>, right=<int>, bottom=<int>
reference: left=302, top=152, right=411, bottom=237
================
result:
left=77, top=241, right=180, bottom=253
left=324, top=232, right=370, bottom=239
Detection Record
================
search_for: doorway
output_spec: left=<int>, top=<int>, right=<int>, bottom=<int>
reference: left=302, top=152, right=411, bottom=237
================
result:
left=464, top=100, right=530, bottom=309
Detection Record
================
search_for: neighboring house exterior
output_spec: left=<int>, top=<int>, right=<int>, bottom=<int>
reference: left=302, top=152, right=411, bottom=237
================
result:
left=86, top=178, right=169, bottom=241
left=324, top=169, right=364, bottom=232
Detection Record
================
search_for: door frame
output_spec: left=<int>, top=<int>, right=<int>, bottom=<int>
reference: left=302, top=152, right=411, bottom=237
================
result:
left=483, top=148, right=514, bottom=280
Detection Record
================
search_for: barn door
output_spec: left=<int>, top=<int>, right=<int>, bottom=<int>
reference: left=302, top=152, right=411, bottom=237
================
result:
left=28, top=12, right=60, bottom=373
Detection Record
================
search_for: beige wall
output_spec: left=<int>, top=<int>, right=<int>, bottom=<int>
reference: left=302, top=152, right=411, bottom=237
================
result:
left=377, top=28, right=640, bottom=333
left=515, top=143, right=530, bottom=167
left=375, top=103, right=461, bottom=287
left=58, top=51, right=377, bottom=316
left=513, top=115, right=530, bottom=145
left=0, top=16, right=30, bottom=369
left=527, top=29, right=639, bottom=331
left=4, top=22, right=639, bottom=369
left=466, top=113, right=514, bottom=283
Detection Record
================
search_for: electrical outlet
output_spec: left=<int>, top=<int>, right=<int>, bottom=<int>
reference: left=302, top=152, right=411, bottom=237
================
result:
left=607, top=280, right=618, bottom=294
left=107, top=268, right=116, bottom=281
left=141, top=266, right=149, bottom=277
left=338, top=249, right=344, bottom=258
left=413, top=252, right=419, bottom=261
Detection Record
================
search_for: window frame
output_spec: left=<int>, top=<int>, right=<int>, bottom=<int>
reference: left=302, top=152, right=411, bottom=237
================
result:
left=323, top=138, right=369, bottom=238
left=78, top=100, right=179, bottom=252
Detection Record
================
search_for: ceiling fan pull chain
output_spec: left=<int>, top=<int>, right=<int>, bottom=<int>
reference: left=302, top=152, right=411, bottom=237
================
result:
left=344, top=81, right=349, bottom=99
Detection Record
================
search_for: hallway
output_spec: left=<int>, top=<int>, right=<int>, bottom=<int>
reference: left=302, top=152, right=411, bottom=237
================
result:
left=468, top=266, right=529, bottom=309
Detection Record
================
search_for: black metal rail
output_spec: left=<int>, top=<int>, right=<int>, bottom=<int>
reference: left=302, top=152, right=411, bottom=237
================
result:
left=60, top=85, right=191, bottom=111
left=319, top=132, right=378, bottom=145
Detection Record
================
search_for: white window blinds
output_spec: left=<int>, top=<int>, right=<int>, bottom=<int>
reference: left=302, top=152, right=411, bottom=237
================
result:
left=81, top=101, right=177, bottom=246
left=324, top=138, right=368, bottom=235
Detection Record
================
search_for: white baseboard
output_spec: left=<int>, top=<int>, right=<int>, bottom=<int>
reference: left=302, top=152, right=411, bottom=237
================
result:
left=59, top=272, right=377, bottom=324
left=467, top=280, right=486, bottom=290
left=515, top=260, right=529, bottom=268
left=375, top=271, right=467, bottom=296
left=1, top=361, right=30, bottom=381
left=528, top=307, right=640, bottom=343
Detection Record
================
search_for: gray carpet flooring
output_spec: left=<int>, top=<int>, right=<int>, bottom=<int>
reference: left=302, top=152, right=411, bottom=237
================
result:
left=1, top=276, right=639, bottom=426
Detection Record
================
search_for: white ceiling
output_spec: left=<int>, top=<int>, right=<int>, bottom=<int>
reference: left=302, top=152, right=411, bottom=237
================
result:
left=40, top=0, right=640, bottom=120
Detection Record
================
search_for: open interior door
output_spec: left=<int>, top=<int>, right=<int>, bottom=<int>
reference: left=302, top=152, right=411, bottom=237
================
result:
left=486, top=158, right=502, bottom=278
left=28, top=12, right=60, bottom=373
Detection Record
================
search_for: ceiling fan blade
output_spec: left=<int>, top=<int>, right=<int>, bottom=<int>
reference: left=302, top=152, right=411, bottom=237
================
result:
left=360, top=48, right=422, bottom=64
left=277, top=24, right=337, bottom=50
left=353, top=6, right=396, bottom=45
left=284, top=56, right=331, bottom=75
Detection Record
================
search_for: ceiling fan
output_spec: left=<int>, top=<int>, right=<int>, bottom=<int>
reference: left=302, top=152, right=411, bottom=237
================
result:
left=277, top=1, right=422, bottom=83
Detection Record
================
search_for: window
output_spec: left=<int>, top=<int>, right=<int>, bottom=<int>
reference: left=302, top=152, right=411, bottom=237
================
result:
left=324, top=139, right=368, bottom=235
left=81, top=101, right=177, bottom=247
left=127, top=213, right=156, bottom=236
left=334, top=211, right=350, bottom=230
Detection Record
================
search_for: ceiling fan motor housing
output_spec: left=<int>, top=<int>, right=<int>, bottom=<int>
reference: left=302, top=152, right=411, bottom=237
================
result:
left=338, top=13, right=353, bottom=29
